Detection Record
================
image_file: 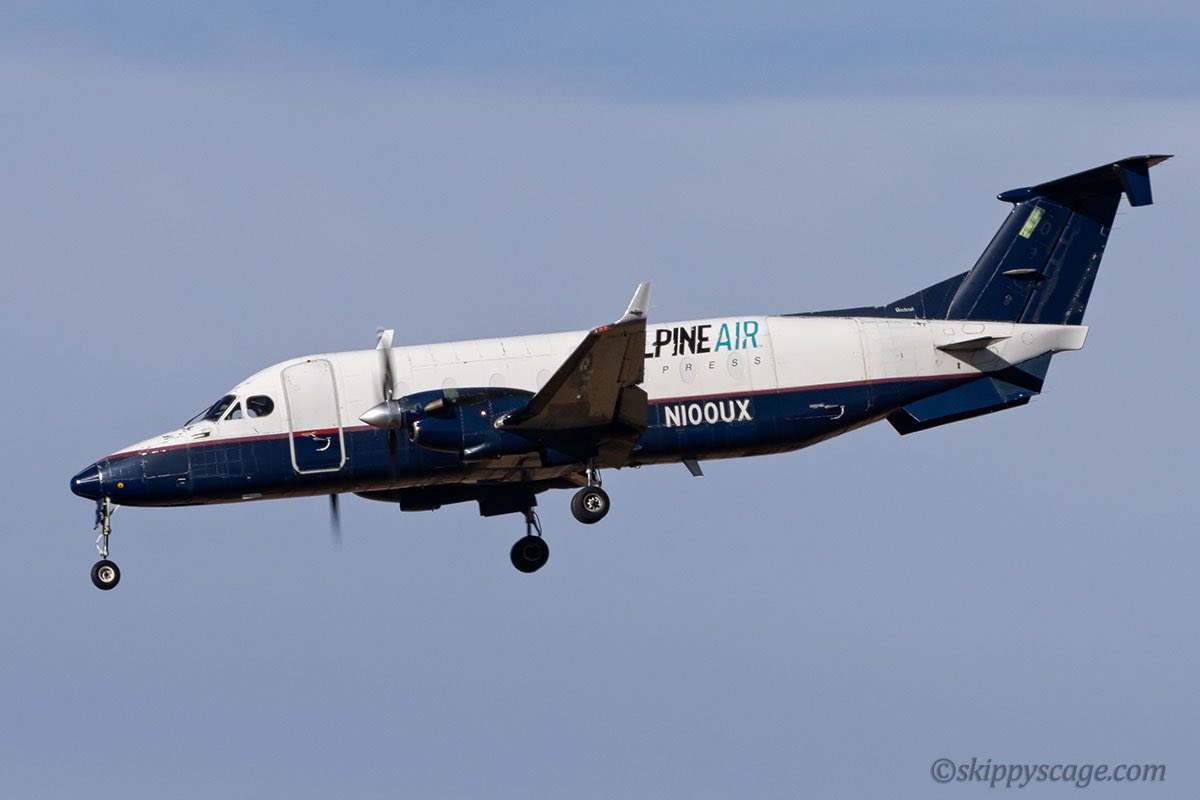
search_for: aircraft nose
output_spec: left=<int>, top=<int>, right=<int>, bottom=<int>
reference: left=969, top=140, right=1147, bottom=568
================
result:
left=71, top=464, right=103, bottom=499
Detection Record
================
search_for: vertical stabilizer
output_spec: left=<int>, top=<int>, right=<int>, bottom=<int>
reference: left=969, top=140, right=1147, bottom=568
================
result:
left=946, top=155, right=1170, bottom=325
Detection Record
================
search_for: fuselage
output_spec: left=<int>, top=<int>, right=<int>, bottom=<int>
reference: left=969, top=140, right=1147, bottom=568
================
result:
left=70, top=314, right=1086, bottom=508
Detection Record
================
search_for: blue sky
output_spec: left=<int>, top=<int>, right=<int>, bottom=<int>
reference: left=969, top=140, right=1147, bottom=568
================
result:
left=2, top=4, right=1198, bottom=798
left=5, top=2, right=1199, bottom=97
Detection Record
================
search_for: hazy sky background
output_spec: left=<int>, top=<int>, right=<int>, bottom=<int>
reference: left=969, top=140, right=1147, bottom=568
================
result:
left=2, top=3, right=1198, bottom=797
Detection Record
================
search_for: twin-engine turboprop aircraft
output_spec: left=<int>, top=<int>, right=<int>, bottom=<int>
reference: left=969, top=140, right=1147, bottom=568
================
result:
left=71, top=155, right=1169, bottom=589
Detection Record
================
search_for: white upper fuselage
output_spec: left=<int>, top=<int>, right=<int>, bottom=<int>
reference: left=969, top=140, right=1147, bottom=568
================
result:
left=114, top=315, right=1087, bottom=462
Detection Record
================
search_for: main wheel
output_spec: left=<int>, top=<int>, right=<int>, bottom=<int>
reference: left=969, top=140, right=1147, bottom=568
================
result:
left=91, top=559, right=121, bottom=591
left=570, top=486, right=610, bottom=524
left=510, top=535, right=549, bottom=573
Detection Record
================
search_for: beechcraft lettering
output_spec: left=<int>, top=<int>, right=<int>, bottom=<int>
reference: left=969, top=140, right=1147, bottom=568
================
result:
left=662, top=398, right=753, bottom=428
left=645, top=320, right=760, bottom=359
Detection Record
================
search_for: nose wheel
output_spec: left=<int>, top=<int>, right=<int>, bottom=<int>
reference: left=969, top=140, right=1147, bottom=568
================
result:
left=510, top=509, right=549, bottom=573
left=91, top=498, right=122, bottom=590
left=91, top=559, right=121, bottom=590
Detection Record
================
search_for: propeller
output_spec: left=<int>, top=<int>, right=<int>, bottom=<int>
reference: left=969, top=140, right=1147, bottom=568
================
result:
left=329, top=328, right=396, bottom=550
left=329, top=493, right=342, bottom=549
left=377, top=327, right=395, bottom=399
left=375, top=328, right=400, bottom=462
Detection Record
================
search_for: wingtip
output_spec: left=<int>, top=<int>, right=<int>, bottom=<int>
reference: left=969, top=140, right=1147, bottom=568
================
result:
left=619, top=282, right=652, bottom=324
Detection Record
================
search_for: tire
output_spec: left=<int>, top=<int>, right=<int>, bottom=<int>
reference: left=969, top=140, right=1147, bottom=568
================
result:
left=571, top=486, right=610, bottom=524
left=91, top=559, right=121, bottom=591
left=510, top=535, right=549, bottom=573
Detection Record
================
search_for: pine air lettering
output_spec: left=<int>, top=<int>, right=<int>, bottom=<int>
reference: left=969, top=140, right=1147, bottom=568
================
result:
left=645, top=320, right=760, bottom=359
left=662, top=398, right=753, bottom=428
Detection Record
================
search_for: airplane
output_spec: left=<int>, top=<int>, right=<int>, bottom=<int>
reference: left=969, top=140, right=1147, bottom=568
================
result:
left=71, top=155, right=1170, bottom=589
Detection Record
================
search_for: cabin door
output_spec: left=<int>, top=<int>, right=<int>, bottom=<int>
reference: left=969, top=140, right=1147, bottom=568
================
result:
left=282, top=359, right=346, bottom=474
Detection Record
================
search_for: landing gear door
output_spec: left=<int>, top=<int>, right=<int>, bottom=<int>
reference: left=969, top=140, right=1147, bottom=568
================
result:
left=282, top=359, right=346, bottom=474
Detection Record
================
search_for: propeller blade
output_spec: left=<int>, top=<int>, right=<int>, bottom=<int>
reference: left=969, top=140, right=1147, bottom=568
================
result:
left=369, top=331, right=398, bottom=472
left=375, top=329, right=400, bottom=468
left=376, top=328, right=395, bottom=402
left=329, top=493, right=342, bottom=548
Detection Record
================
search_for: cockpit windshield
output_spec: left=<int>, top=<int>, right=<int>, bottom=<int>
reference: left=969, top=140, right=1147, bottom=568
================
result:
left=185, top=394, right=237, bottom=427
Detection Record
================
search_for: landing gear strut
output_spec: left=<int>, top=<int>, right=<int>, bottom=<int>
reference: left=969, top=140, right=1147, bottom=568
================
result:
left=508, top=463, right=612, bottom=572
left=510, top=509, right=549, bottom=573
left=571, top=464, right=610, bottom=525
left=91, top=498, right=121, bottom=591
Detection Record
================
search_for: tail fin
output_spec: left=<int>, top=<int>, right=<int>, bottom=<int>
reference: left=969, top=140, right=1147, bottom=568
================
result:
left=947, top=155, right=1170, bottom=324
left=796, top=155, right=1170, bottom=323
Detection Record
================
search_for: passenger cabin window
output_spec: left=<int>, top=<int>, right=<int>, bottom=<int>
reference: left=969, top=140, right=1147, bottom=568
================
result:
left=246, top=396, right=274, bottom=418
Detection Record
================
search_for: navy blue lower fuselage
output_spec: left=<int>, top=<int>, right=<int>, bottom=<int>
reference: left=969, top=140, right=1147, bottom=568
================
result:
left=70, top=375, right=969, bottom=508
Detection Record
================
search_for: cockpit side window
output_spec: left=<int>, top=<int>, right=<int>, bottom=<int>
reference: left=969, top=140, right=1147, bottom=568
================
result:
left=246, top=395, right=275, bottom=418
left=224, top=403, right=243, bottom=421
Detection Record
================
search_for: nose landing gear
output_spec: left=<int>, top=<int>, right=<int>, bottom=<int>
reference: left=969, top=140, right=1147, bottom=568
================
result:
left=91, top=559, right=121, bottom=590
left=510, top=509, right=549, bottom=573
left=91, top=498, right=121, bottom=591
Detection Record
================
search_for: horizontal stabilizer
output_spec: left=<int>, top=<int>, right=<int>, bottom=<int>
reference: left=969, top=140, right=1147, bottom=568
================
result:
left=888, top=354, right=1053, bottom=435
left=996, top=155, right=1171, bottom=208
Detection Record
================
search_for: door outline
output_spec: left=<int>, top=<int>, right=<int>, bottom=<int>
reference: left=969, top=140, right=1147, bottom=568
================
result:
left=282, top=359, right=347, bottom=474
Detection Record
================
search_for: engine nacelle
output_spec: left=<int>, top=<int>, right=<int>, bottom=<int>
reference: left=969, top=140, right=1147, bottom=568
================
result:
left=393, top=387, right=539, bottom=459
left=409, top=416, right=465, bottom=453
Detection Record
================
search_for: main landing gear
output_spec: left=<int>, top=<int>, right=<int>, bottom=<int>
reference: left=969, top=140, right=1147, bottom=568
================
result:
left=510, top=509, right=549, bottom=573
left=570, top=465, right=610, bottom=525
left=509, top=466, right=614, bottom=574
left=91, top=497, right=121, bottom=591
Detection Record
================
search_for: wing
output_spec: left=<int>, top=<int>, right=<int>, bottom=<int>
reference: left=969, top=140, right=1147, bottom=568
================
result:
left=498, top=282, right=651, bottom=438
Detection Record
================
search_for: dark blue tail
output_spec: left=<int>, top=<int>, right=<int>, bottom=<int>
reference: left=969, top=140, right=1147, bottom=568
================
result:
left=945, top=155, right=1170, bottom=324
left=799, top=155, right=1171, bottom=323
